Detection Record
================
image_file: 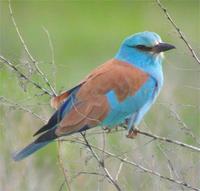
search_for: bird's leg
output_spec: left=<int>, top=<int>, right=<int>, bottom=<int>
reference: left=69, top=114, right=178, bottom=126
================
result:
left=125, top=114, right=139, bottom=139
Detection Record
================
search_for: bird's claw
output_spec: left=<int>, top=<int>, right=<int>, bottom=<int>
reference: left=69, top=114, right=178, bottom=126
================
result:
left=103, top=126, right=111, bottom=133
left=126, top=127, right=139, bottom=139
left=103, top=126, right=119, bottom=133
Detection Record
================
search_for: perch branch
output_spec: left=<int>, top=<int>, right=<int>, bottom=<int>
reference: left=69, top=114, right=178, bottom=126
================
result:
left=87, top=126, right=200, bottom=153
left=137, top=129, right=200, bottom=152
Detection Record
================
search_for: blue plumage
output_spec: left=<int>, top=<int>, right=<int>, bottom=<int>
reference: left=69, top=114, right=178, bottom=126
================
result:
left=13, top=142, right=50, bottom=161
left=114, top=31, right=167, bottom=129
left=103, top=76, right=157, bottom=127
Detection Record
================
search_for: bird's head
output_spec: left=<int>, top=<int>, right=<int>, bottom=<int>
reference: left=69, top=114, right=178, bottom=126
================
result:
left=115, top=31, right=175, bottom=69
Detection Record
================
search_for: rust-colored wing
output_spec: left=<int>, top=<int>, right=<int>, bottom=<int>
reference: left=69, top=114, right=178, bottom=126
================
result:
left=50, top=84, right=83, bottom=109
left=50, top=91, right=69, bottom=109
left=55, top=59, right=149, bottom=136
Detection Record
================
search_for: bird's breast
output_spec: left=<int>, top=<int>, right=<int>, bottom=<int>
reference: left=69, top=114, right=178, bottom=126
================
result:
left=102, top=77, right=157, bottom=126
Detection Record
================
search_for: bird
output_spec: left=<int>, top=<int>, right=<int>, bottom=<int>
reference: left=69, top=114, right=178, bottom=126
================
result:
left=13, top=31, right=175, bottom=161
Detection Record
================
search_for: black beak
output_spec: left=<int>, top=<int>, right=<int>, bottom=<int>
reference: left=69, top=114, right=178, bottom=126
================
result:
left=153, top=42, right=175, bottom=53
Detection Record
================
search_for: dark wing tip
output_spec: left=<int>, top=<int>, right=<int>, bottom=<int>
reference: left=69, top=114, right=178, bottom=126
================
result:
left=33, top=124, right=49, bottom=137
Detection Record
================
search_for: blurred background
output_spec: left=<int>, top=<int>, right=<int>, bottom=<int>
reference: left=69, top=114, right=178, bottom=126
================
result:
left=0, top=0, right=199, bottom=190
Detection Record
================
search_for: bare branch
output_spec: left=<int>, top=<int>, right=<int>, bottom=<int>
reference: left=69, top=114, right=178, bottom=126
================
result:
left=64, top=138, right=200, bottom=191
left=156, top=0, right=200, bottom=65
left=157, top=144, right=185, bottom=191
left=57, top=140, right=71, bottom=191
left=42, top=26, right=57, bottom=90
left=3, top=2, right=199, bottom=189
left=4, top=96, right=200, bottom=190
left=58, top=181, right=65, bottom=191
left=88, top=126, right=200, bottom=153
left=8, top=0, right=57, bottom=95
left=0, top=55, right=52, bottom=96
left=0, top=96, right=47, bottom=123
left=42, top=27, right=56, bottom=67
left=8, top=0, right=34, bottom=62
left=169, top=107, right=200, bottom=145
left=137, top=129, right=200, bottom=153
left=81, top=133, right=122, bottom=191
left=71, top=171, right=105, bottom=183
left=115, top=158, right=126, bottom=181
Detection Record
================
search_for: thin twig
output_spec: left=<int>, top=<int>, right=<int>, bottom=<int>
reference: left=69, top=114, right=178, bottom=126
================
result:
left=0, top=55, right=52, bottom=96
left=169, top=106, right=200, bottom=145
left=8, top=0, right=57, bottom=95
left=42, top=27, right=56, bottom=67
left=4, top=4, right=72, bottom=187
left=63, top=138, right=200, bottom=191
left=100, top=125, right=200, bottom=153
left=156, top=0, right=200, bottom=64
left=119, top=123, right=200, bottom=153
left=42, top=26, right=56, bottom=89
left=0, top=96, right=47, bottom=123
left=5, top=95, right=199, bottom=190
left=115, top=158, right=126, bottom=181
left=58, top=181, right=65, bottom=191
left=137, top=129, right=200, bottom=153
left=157, top=144, right=185, bottom=191
left=5, top=97, right=200, bottom=190
left=57, top=140, right=71, bottom=191
left=81, top=133, right=122, bottom=191
left=71, top=171, right=105, bottom=183
left=8, top=0, right=34, bottom=62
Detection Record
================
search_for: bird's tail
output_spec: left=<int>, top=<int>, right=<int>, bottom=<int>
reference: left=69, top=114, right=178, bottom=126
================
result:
left=13, top=128, right=57, bottom=161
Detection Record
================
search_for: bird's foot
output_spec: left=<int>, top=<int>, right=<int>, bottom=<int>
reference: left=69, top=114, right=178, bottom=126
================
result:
left=103, top=126, right=119, bottom=133
left=126, top=127, right=139, bottom=139
left=103, top=126, right=111, bottom=133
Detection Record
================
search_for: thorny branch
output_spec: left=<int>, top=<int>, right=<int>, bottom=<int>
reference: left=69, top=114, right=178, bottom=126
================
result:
left=156, top=0, right=200, bottom=65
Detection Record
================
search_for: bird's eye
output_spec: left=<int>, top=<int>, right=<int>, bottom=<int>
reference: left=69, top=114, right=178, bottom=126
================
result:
left=135, top=45, right=153, bottom=51
left=135, top=45, right=146, bottom=49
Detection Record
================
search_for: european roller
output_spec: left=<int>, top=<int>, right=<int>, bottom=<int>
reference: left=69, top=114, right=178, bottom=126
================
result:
left=13, top=31, right=175, bottom=161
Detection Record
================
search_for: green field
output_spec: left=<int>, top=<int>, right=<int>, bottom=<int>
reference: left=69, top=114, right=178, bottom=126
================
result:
left=0, top=1, right=200, bottom=191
